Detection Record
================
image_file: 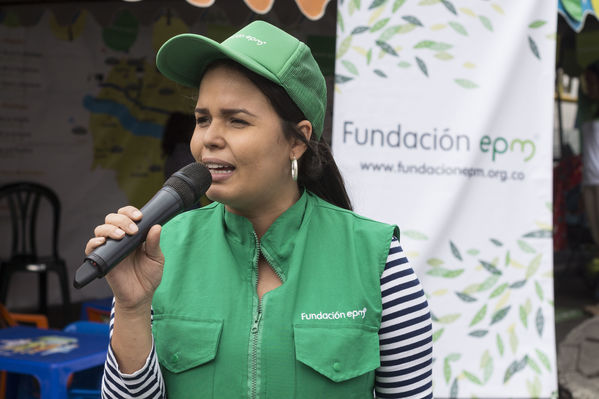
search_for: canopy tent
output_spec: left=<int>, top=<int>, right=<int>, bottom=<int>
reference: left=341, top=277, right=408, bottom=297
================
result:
left=559, top=0, right=599, bottom=32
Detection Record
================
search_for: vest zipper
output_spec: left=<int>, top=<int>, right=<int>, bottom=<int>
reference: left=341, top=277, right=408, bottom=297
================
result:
left=250, top=232, right=262, bottom=399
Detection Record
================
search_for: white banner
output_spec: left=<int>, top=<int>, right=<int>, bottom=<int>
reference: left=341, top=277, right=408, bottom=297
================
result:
left=332, top=0, right=557, bottom=397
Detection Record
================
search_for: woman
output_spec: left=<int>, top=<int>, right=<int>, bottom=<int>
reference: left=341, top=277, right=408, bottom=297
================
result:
left=89, top=21, right=433, bottom=399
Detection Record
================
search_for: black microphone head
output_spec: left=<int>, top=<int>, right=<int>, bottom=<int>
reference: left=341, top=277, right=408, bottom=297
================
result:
left=165, top=163, right=212, bottom=209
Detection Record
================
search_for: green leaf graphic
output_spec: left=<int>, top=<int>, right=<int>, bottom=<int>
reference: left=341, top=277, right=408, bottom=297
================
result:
left=427, top=268, right=464, bottom=278
left=490, top=238, right=503, bottom=246
left=373, top=69, right=387, bottom=78
left=379, top=24, right=416, bottom=41
left=529, top=20, right=547, bottom=29
left=441, top=0, right=457, bottom=15
left=376, top=40, right=398, bottom=56
left=415, top=57, right=428, bottom=76
left=478, top=275, right=500, bottom=291
left=398, top=61, right=411, bottom=68
left=337, top=12, right=345, bottom=33
left=351, top=26, right=370, bottom=34
left=432, top=328, right=444, bottom=342
left=497, top=334, right=504, bottom=356
left=479, top=15, right=493, bottom=31
left=470, top=304, right=487, bottom=327
left=414, top=40, right=453, bottom=51
left=402, top=15, right=423, bottom=26
left=491, top=306, right=511, bottom=325
left=444, top=358, right=452, bottom=383
left=352, top=0, right=361, bottom=10
left=370, top=17, right=390, bottom=32
left=535, top=348, right=551, bottom=371
left=535, top=308, right=544, bottom=337
left=450, top=241, right=462, bottom=261
left=463, top=370, right=482, bottom=384
left=480, top=260, right=502, bottom=275
left=526, top=254, right=542, bottom=278
left=437, top=313, right=461, bottom=324
left=517, top=239, right=536, bottom=254
left=455, top=79, right=478, bottom=89
left=456, top=292, right=477, bottom=302
left=469, top=329, right=488, bottom=337
left=367, top=48, right=372, bottom=65
left=368, top=0, right=387, bottom=9
left=393, top=0, right=406, bottom=12
left=523, top=230, right=552, bottom=238
left=505, top=250, right=511, bottom=266
left=527, top=356, right=541, bottom=374
left=335, top=74, right=354, bottom=84
left=489, top=283, right=508, bottom=299
left=336, top=36, right=353, bottom=59
left=504, top=356, right=528, bottom=383
left=448, top=21, right=468, bottom=36
left=510, top=280, right=527, bottom=289
left=418, top=0, right=440, bottom=4
left=403, top=230, right=428, bottom=240
left=450, top=378, right=458, bottom=398
left=535, top=281, right=544, bottom=301
left=481, top=350, right=493, bottom=382
left=427, top=258, right=443, bottom=266
left=341, top=60, right=359, bottom=75
left=509, top=328, right=518, bottom=354
left=528, top=36, right=541, bottom=59
left=519, top=305, right=528, bottom=328
left=467, top=249, right=480, bottom=255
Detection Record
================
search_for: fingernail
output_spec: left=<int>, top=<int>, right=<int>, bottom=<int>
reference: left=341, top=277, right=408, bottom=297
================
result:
left=132, top=210, right=142, bottom=218
left=115, top=228, right=125, bottom=237
left=129, top=223, right=138, bottom=233
left=97, top=237, right=106, bottom=244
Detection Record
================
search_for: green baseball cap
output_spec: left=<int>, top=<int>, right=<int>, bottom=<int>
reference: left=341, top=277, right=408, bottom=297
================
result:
left=156, top=20, right=327, bottom=139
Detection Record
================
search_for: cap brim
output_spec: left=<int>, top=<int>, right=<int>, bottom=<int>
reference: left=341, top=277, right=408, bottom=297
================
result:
left=156, top=33, right=280, bottom=89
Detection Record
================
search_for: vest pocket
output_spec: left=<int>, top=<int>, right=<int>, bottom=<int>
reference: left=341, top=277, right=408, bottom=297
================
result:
left=153, top=317, right=223, bottom=397
left=293, top=324, right=379, bottom=398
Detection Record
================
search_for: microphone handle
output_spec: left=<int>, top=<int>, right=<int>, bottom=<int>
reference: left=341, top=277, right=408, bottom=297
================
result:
left=74, top=187, right=183, bottom=288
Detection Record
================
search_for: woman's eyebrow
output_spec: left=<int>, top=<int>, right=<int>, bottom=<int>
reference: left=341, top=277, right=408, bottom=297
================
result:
left=194, top=107, right=257, bottom=118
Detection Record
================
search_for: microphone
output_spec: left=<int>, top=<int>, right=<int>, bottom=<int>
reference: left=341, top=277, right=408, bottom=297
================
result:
left=73, top=163, right=212, bottom=289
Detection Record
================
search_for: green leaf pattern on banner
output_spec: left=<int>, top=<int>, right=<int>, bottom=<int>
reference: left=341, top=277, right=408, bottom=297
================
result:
left=448, top=21, right=468, bottom=36
left=427, top=267, right=464, bottom=278
left=336, top=36, right=352, bottom=59
left=450, top=241, right=462, bottom=261
left=433, top=327, right=445, bottom=342
left=370, top=17, right=390, bottom=32
left=456, top=291, right=477, bottom=302
left=491, top=306, right=511, bottom=325
left=536, top=308, right=544, bottom=337
left=376, top=40, right=398, bottom=56
left=479, top=15, right=493, bottom=31
left=392, top=0, right=406, bottom=12
left=351, top=26, right=370, bottom=34
left=402, top=15, right=423, bottom=26
left=427, top=258, right=443, bottom=266
left=497, top=333, right=504, bottom=356
left=470, top=304, right=487, bottom=327
left=368, top=0, right=387, bottom=9
left=441, top=0, right=457, bottom=15
left=455, top=79, right=478, bottom=88
left=342, top=60, right=359, bottom=75
left=528, top=36, right=541, bottom=59
left=518, top=239, right=536, bottom=253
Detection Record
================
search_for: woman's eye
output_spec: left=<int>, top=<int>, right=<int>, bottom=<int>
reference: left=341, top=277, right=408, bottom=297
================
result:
left=196, top=116, right=209, bottom=126
left=231, top=118, right=248, bottom=126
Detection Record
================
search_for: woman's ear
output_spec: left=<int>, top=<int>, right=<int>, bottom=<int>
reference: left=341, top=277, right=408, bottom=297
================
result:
left=291, top=120, right=312, bottom=159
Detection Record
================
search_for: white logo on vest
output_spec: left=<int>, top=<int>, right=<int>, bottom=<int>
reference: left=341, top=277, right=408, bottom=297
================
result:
left=300, top=307, right=367, bottom=321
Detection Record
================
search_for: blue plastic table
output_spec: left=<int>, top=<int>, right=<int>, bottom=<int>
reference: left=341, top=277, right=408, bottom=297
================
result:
left=0, top=326, right=108, bottom=398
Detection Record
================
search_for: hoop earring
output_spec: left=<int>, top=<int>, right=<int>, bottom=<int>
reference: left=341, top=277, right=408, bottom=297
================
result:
left=291, top=157, right=298, bottom=181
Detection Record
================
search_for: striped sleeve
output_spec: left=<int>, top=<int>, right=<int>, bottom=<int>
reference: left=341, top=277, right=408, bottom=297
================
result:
left=101, top=301, right=165, bottom=399
left=375, top=236, right=434, bottom=399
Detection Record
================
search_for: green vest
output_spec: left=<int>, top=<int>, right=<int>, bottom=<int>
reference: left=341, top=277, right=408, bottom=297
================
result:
left=153, top=191, right=398, bottom=398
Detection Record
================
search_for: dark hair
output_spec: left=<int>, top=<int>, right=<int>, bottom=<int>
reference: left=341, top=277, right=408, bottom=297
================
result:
left=161, top=112, right=196, bottom=157
left=205, top=59, right=353, bottom=211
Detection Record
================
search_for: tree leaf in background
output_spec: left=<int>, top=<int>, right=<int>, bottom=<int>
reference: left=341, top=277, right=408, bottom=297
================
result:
left=456, top=291, right=477, bottom=302
left=335, top=74, right=354, bottom=84
left=491, top=306, right=511, bottom=325
left=526, top=254, right=542, bottom=278
left=497, top=333, right=504, bottom=356
left=336, top=36, right=353, bottom=59
left=376, top=40, right=398, bottom=56
left=415, top=57, right=428, bottom=76
left=535, top=308, right=544, bottom=337
left=535, top=280, right=544, bottom=301
left=402, top=15, right=423, bottom=26
left=490, top=238, right=503, bottom=246
left=510, top=280, right=527, bottom=289
left=463, top=370, right=482, bottom=384
left=427, top=258, right=443, bottom=266
left=403, top=230, right=428, bottom=240
left=455, top=79, right=478, bottom=88
left=441, top=0, right=457, bottom=15
left=529, top=20, right=546, bottom=29
left=467, top=248, right=480, bottom=256
left=438, top=313, right=461, bottom=324
left=479, top=15, right=493, bottom=31
left=370, top=17, right=391, bottom=32
left=536, top=348, right=551, bottom=371
left=450, top=378, right=458, bottom=398
left=373, top=69, right=388, bottom=78
left=517, top=239, right=536, bottom=253
left=480, top=260, right=502, bottom=275
left=393, top=0, right=406, bottom=12
left=523, top=230, right=552, bottom=238
left=398, top=61, right=411, bottom=68
left=341, top=60, right=359, bottom=75
left=368, top=0, right=387, bottom=9
left=469, top=304, right=487, bottom=327
left=432, top=328, right=445, bottom=342
left=450, top=241, right=462, bottom=261
left=489, top=283, right=508, bottom=299
left=351, top=26, right=371, bottom=34
left=448, top=21, right=468, bottom=35
left=519, top=305, right=528, bottom=328
left=469, top=329, right=488, bottom=337
left=528, top=36, right=541, bottom=59
left=527, top=355, right=541, bottom=374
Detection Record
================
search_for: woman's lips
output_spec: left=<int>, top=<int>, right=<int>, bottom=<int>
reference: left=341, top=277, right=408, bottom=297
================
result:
left=203, top=161, right=235, bottom=181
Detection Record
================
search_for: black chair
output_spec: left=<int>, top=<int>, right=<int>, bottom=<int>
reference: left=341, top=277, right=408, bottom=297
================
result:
left=0, top=182, right=70, bottom=315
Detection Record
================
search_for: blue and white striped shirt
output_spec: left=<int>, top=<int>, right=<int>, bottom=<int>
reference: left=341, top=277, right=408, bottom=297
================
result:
left=101, top=237, right=433, bottom=399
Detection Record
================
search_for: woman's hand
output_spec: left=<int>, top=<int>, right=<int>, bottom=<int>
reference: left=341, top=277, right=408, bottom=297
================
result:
left=85, top=206, right=164, bottom=311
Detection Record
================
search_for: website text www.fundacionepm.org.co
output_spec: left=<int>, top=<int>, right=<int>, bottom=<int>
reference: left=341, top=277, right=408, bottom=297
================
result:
left=359, top=161, right=526, bottom=182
